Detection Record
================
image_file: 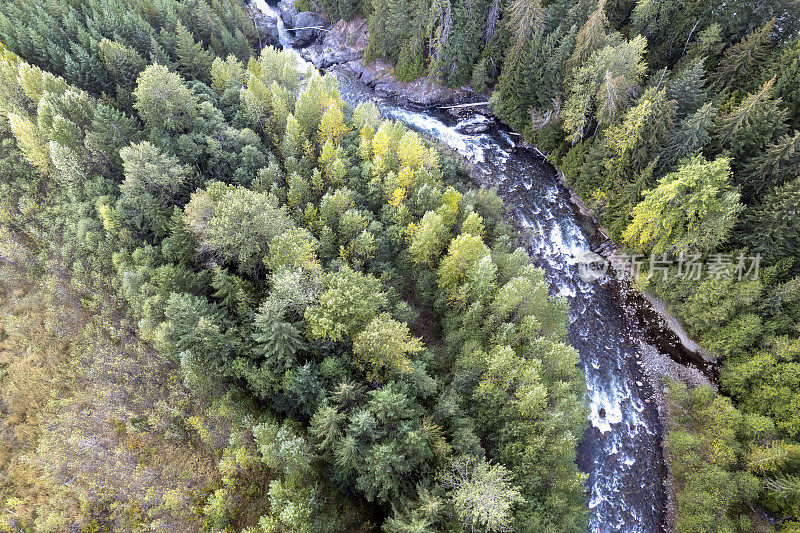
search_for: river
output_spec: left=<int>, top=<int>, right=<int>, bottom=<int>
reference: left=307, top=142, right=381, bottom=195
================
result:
left=252, top=1, right=671, bottom=530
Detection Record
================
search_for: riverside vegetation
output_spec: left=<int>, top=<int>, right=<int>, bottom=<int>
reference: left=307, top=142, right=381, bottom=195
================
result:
left=1, top=0, right=800, bottom=531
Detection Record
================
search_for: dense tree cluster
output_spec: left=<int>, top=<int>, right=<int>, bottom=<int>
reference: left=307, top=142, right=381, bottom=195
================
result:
left=0, top=11, right=587, bottom=527
left=0, top=0, right=257, bottom=99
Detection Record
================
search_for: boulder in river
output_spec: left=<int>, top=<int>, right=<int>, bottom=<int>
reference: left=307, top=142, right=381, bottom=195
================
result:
left=291, top=11, right=326, bottom=47
left=312, top=18, right=368, bottom=68
left=455, top=115, right=492, bottom=134
left=250, top=9, right=280, bottom=48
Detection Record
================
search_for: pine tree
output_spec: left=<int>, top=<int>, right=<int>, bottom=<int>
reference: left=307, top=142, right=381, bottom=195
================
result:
left=117, top=141, right=192, bottom=238
left=601, top=96, right=665, bottom=173
left=505, top=0, right=545, bottom=62
left=395, top=36, right=425, bottom=82
left=492, top=23, right=575, bottom=136
left=428, top=0, right=494, bottom=88
left=629, top=0, right=700, bottom=68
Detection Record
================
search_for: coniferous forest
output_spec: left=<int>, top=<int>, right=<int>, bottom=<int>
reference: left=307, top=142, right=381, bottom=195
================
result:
left=0, top=0, right=799, bottom=531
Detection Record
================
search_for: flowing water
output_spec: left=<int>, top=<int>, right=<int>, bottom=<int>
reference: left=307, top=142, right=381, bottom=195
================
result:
left=252, top=2, right=670, bottom=530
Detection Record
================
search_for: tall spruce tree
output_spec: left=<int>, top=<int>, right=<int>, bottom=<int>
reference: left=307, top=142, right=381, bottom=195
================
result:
left=710, top=19, right=775, bottom=94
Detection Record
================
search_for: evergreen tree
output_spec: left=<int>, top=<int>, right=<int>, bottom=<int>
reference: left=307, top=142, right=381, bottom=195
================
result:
left=353, top=313, right=424, bottom=383
left=98, top=38, right=147, bottom=89
left=658, top=102, right=716, bottom=170
left=493, top=0, right=545, bottom=119
left=666, top=59, right=707, bottom=120
left=772, top=38, right=800, bottom=129
left=175, top=21, right=215, bottom=82
left=562, top=35, right=648, bottom=143
left=566, top=0, right=609, bottom=75
left=737, top=130, right=800, bottom=203
left=117, top=141, right=192, bottom=238
left=492, top=24, right=576, bottom=136
left=84, top=103, right=142, bottom=174
left=133, top=64, right=200, bottom=133
left=304, top=265, right=388, bottom=342
left=712, top=77, right=788, bottom=171
left=623, top=154, right=743, bottom=255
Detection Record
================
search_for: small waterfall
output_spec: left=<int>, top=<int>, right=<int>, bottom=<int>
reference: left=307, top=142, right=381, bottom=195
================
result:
left=252, top=0, right=293, bottom=49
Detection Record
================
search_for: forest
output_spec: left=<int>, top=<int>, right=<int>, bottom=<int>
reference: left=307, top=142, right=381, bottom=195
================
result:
left=0, top=0, right=799, bottom=531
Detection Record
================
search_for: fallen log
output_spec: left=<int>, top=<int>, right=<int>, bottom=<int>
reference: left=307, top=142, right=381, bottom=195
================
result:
left=438, top=101, right=491, bottom=109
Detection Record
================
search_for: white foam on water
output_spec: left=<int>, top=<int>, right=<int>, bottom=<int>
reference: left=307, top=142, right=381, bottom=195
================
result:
left=455, top=114, right=491, bottom=131
left=588, top=386, right=624, bottom=434
left=251, top=0, right=313, bottom=73
left=383, top=107, right=493, bottom=164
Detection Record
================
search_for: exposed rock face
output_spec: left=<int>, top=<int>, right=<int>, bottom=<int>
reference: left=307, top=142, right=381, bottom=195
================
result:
left=308, top=17, right=368, bottom=68
left=291, top=12, right=326, bottom=47
left=249, top=8, right=280, bottom=47
left=357, top=60, right=472, bottom=106
left=296, top=16, right=472, bottom=106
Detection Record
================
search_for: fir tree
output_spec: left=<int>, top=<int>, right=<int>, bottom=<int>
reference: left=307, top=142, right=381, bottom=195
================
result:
left=658, top=102, right=716, bottom=170
left=712, top=77, right=788, bottom=170
left=175, top=21, right=215, bottom=82
left=623, top=154, right=743, bottom=255
left=710, top=19, right=775, bottom=94
left=666, top=59, right=706, bottom=120
left=737, top=130, right=800, bottom=203
left=566, top=0, right=609, bottom=75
